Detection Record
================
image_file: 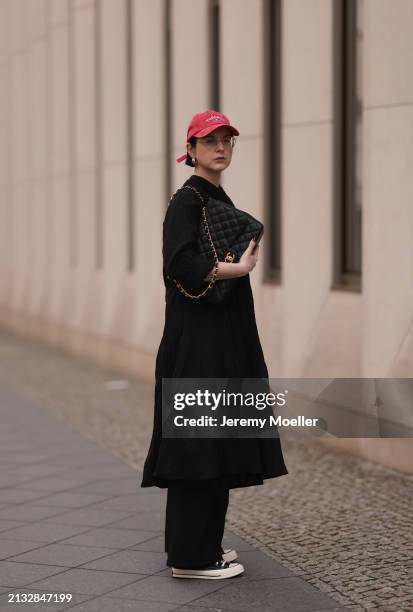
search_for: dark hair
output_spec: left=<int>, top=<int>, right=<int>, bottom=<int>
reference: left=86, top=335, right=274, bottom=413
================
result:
left=185, top=136, right=197, bottom=167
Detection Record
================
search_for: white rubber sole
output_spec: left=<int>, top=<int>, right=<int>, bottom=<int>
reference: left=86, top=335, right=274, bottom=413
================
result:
left=172, top=562, right=244, bottom=580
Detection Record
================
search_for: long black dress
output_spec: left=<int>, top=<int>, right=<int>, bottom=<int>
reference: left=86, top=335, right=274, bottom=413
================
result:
left=141, top=174, right=288, bottom=490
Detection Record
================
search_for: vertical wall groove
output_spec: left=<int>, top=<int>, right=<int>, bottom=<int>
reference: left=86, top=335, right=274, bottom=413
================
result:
left=68, top=0, right=77, bottom=267
left=24, top=6, right=31, bottom=279
left=126, top=0, right=135, bottom=272
left=94, top=0, right=103, bottom=269
left=6, top=6, right=14, bottom=293
left=164, top=0, right=172, bottom=205
left=209, top=0, right=220, bottom=110
left=332, top=0, right=362, bottom=291
left=263, top=0, right=282, bottom=284
left=45, top=1, right=54, bottom=264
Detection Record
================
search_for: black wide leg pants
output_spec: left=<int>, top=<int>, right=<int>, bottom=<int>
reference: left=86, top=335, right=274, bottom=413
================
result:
left=164, top=478, right=229, bottom=569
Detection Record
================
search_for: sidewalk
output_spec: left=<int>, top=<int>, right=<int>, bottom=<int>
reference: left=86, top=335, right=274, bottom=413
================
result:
left=0, top=328, right=411, bottom=611
left=0, top=379, right=348, bottom=611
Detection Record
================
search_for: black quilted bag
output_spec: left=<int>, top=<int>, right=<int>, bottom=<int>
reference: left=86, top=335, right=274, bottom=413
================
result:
left=168, top=184, right=264, bottom=304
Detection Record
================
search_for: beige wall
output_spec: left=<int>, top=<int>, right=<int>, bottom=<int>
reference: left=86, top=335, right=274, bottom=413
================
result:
left=363, top=0, right=413, bottom=378
left=0, top=0, right=412, bottom=472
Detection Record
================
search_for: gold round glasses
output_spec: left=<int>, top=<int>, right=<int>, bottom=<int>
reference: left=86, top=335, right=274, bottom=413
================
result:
left=198, top=135, right=237, bottom=149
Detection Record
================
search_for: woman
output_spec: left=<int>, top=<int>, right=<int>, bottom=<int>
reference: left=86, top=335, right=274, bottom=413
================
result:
left=141, top=109, right=288, bottom=580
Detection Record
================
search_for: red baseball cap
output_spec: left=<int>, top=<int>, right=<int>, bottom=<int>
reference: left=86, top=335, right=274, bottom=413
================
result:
left=176, top=109, right=239, bottom=163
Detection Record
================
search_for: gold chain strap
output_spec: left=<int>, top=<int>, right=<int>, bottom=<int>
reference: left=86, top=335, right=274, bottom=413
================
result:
left=166, top=185, right=219, bottom=300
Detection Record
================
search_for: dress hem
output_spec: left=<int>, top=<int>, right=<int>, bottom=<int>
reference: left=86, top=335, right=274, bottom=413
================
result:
left=140, top=467, right=289, bottom=490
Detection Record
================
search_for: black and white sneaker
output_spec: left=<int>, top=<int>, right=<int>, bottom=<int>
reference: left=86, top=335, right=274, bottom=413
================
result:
left=172, top=559, right=244, bottom=579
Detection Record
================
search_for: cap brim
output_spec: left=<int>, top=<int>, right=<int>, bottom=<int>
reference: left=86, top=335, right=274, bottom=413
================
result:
left=176, top=153, right=187, bottom=163
left=194, top=124, right=239, bottom=138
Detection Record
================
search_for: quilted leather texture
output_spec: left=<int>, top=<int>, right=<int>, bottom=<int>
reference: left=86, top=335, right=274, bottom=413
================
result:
left=180, top=185, right=264, bottom=304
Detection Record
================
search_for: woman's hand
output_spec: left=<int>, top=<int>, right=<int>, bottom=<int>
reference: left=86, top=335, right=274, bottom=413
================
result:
left=239, top=239, right=259, bottom=275
left=203, top=240, right=259, bottom=281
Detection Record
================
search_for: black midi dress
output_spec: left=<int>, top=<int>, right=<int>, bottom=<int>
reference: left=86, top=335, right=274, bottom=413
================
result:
left=141, top=174, right=288, bottom=490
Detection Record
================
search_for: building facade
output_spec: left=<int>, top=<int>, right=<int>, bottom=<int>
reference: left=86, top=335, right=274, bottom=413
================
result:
left=0, top=0, right=412, bottom=471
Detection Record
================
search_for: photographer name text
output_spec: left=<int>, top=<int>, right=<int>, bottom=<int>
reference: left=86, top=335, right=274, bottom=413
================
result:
left=174, top=415, right=319, bottom=428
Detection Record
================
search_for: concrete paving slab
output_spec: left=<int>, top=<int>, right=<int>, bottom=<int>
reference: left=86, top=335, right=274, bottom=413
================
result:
left=105, top=574, right=228, bottom=606
left=41, top=508, right=136, bottom=528
left=0, top=541, right=51, bottom=561
left=130, top=534, right=170, bottom=553
left=65, top=595, right=178, bottom=611
left=28, top=568, right=146, bottom=597
left=6, top=543, right=117, bottom=568
left=67, top=465, right=140, bottom=480
left=0, top=523, right=92, bottom=544
left=0, top=489, right=61, bottom=505
left=0, top=505, right=81, bottom=523
left=80, top=549, right=168, bottom=574
left=0, top=561, right=67, bottom=588
left=0, top=464, right=21, bottom=472
left=0, top=475, right=37, bottom=489
left=0, top=521, right=26, bottom=534
left=15, top=478, right=96, bottom=492
left=108, top=511, right=165, bottom=532
left=28, top=492, right=115, bottom=509
left=6, top=465, right=75, bottom=481
left=85, top=493, right=166, bottom=513
left=71, top=479, right=148, bottom=496
left=61, top=527, right=161, bottom=549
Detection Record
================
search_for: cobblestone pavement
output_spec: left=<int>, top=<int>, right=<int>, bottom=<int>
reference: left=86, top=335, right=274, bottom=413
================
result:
left=0, top=328, right=412, bottom=611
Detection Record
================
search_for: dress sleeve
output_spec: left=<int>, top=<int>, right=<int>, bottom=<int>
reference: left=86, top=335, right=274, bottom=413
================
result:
left=163, top=190, right=215, bottom=292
